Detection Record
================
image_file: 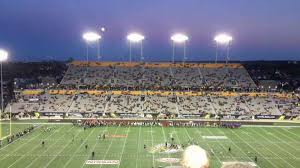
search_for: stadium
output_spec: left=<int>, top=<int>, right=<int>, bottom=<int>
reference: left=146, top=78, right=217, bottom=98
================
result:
left=0, top=60, right=299, bottom=168
left=0, top=1, right=300, bottom=168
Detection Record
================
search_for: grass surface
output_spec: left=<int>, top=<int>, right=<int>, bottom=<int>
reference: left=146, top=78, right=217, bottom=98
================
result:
left=0, top=123, right=299, bottom=168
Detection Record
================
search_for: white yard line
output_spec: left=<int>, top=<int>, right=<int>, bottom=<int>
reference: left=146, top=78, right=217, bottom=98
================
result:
left=191, top=128, right=223, bottom=165
left=117, top=127, right=131, bottom=168
left=10, top=125, right=71, bottom=168
left=98, top=126, right=120, bottom=168
left=218, top=129, right=262, bottom=168
left=161, top=126, right=173, bottom=166
left=1, top=122, right=73, bottom=125
left=80, top=126, right=110, bottom=168
left=274, top=129, right=298, bottom=143
left=43, top=127, right=82, bottom=168
left=241, top=125, right=300, bottom=128
left=150, top=125, right=155, bottom=167
left=280, top=127, right=300, bottom=139
left=62, top=127, right=97, bottom=168
left=25, top=126, right=74, bottom=168
left=263, top=128, right=300, bottom=153
left=0, top=125, right=42, bottom=153
left=206, top=128, right=237, bottom=162
left=135, top=126, right=141, bottom=168
left=230, top=129, right=278, bottom=168
left=252, top=128, right=297, bottom=159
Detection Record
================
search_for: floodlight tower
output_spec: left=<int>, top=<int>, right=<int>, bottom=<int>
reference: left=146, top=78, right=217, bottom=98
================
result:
left=214, top=33, right=233, bottom=64
left=82, top=32, right=101, bottom=62
left=0, top=49, right=8, bottom=138
left=127, top=33, right=145, bottom=62
left=171, top=33, right=189, bottom=63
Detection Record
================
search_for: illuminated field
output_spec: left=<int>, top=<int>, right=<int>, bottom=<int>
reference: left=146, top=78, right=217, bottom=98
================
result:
left=0, top=123, right=300, bottom=168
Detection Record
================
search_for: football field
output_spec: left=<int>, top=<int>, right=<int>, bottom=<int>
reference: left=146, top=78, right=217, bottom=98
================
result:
left=0, top=123, right=300, bottom=168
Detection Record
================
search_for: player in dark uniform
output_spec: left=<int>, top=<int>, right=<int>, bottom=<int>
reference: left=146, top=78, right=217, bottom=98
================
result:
left=85, top=144, right=88, bottom=150
left=144, top=144, right=146, bottom=149
left=92, top=151, right=95, bottom=158
left=228, top=147, right=231, bottom=152
left=42, top=141, right=45, bottom=147
left=254, top=156, right=257, bottom=162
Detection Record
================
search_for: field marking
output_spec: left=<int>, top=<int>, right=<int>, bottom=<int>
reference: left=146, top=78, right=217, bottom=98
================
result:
left=81, top=126, right=111, bottom=168
left=265, top=128, right=300, bottom=153
left=242, top=125, right=300, bottom=128
left=218, top=129, right=262, bottom=168
left=229, top=129, right=278, bottom=168
left=98, top=126, right=120, bottom=168
left=276, top=128, right=300, bottom=141
left=117, top=127, right=130, bottom=168
left=0, top=125, right=41, bottom=153
left=191, top=128, right=223, bottom=166
left=0, top=153, right=299, bottom=160
left=161, top=126, right=173, bottom=166
left=62, top=127, right=97, bottom=168
left=171, top=127, right=182, bottom=149
left=254, top=128, right=297, bottom=159
left=280, top=127, right=300, bottom=139
left=206, top=128, right=237, bottom=162
left=244, top=129, right=296, bottom=168
left=7, top=125, right=70, bottom=168
left=1, top=122, right=73, bottom=125
left=23, top=126, right=75, bottom=168
left=150, top=125, right=155, bottom=167
left=43, top=127, right=82, bottom=168
left=0, top=126, right=44, bottom=161
left=135, top=126, right=141, bottom=168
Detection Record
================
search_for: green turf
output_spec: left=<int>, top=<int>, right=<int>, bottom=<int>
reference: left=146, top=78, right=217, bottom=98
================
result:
left=0, top=124, right=299, bottom=168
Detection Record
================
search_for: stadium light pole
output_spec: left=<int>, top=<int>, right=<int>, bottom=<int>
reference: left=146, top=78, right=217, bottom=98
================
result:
left=214, top=33, right=233, bottom=64
left=82, top=32, right=101, bottom=62
left=127, top=33, right=145, bottom=62
left=0, top=49, right=8, bottom=139
left=97, top=27, right=105, bottom=60
left=171, top=33, right=188, bottom=63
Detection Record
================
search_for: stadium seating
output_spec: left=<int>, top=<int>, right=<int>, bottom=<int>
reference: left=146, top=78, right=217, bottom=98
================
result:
left=6, top=61, right=300, bottom=118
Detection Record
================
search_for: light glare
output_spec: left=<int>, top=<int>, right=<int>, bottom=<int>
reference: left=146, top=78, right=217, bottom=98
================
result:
left=127, top=33, right=145, bottom=43
left=82, top=32, right=101, bottom=42
left=0, top=49, right=8, bottom=62
left=182, top=145, right=209, bottom=168
left=171, top=33, right=189, bottom=43
left=214, top=33, right=233, bottom=44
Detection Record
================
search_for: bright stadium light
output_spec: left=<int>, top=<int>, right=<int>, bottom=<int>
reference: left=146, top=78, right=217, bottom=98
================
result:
left=0, top=49, right=8, bottom=138
left=171, top=33, right=189, bottom=43
left=82, top=32, right=101, bottom=42
left=127, top=33, right=144, bottom=43
left=127, top=33, right=145, bottom=62
left=82, top=32, right=102, bottom=62
left=214, top=33, right=233, bottom=64
left=214, top=33, right=232, bottom=44
left=0, top=49, right=8, bottom=62
left=171, top=33, right=189, bottom=63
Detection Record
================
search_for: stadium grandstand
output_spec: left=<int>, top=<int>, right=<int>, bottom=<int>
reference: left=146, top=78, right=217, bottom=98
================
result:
left=1, top=60, right=300, bottom=168
left=5, top=61, right=300, bottom=120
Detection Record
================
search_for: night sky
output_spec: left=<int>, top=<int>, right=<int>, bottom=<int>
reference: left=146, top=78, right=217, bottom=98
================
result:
left=0, top=0, right=300, bottom=62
